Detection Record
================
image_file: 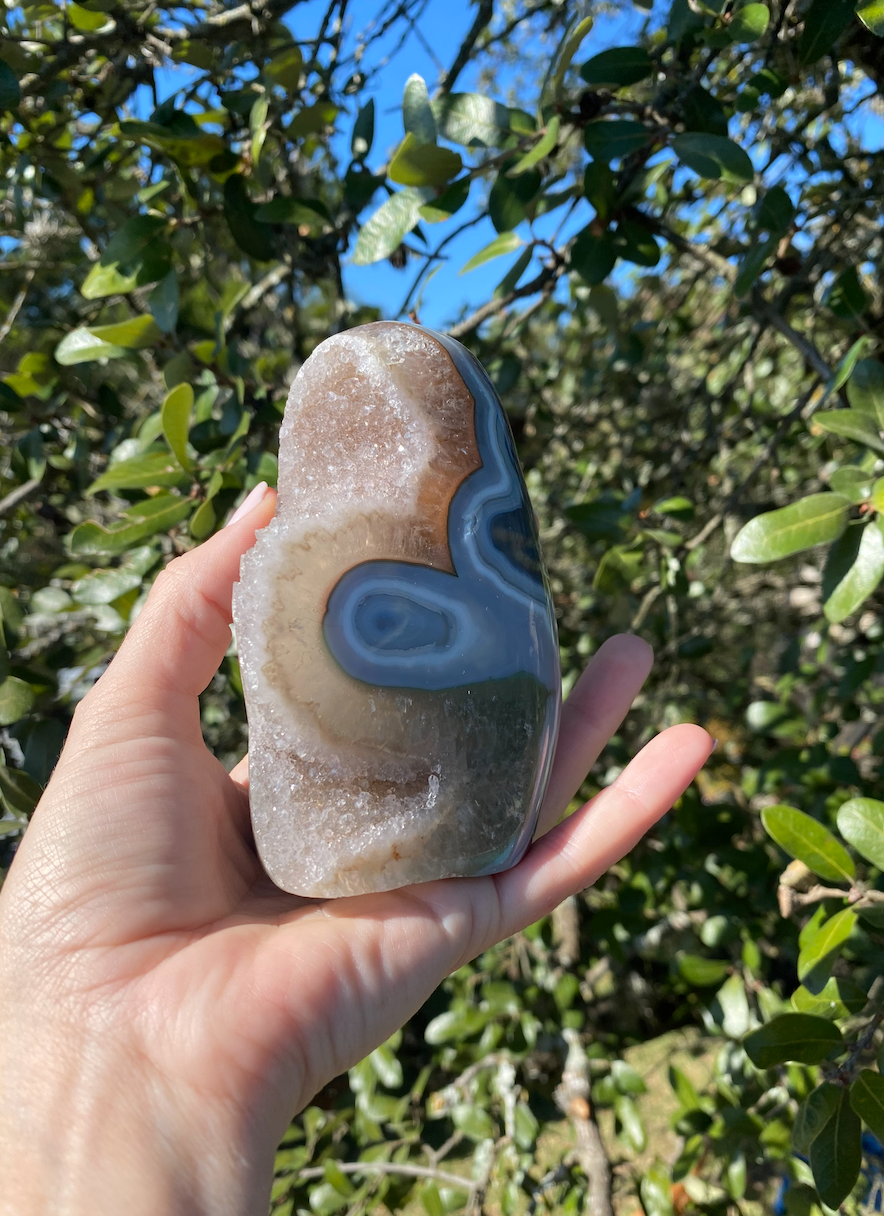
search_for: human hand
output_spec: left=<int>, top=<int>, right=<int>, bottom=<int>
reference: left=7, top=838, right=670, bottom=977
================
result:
left=0, top=484, right=713, bottom=1216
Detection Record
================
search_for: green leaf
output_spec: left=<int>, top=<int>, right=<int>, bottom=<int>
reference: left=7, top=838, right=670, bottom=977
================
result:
left=87, top=451, right=188, bottom=494
left=809, top=1085, right=861, bottom=1209
left=792, top=977, right=867, bottom=1020
left=761, top=804, right=854, bottom=882
left=223, top=175, right=274, bottom=261
left=728, top=3, right=769, bottom=42
left=550, top=14, right=594, bottom=100
left=671, top=133, right=754, bottom=183
left=0, top=60, right=20, bottom=111
left=351, top=97, right=375, bottom=160
left=71, top=558, right=153, bottom=606
left=452, top=1103, right=495, bottom=1141
left=88, top=315, right=162, bottom=350
left=826, top=267, right=868, bottom=319
left=288, top=100, right=338, bottom=138
left=507, top=116, right=559, bottom=176
left=793, top=1083, right=840, bottom=1152
left=263, top=43, right=303, bottom=91
left=0, top=764, right=41, bottom=816
left=432, top=93, right=512, bottom=147
left=489, top=169, right=541, bottom=233
left=424, top=1007, right=488, bottom=1043
left=823, top=336, right=877, bottom=401
left=857, top=0, right=884, bottom=36
left=368, top=1042, right=403, bottom=1088
left=824, top=520, right=884, bottom=623
left=755, top=185, right=794, bottom=234
left=352, top=188, right=427, bottom=265
left=120, top=119, right=225, bottom=167
left=743, top=1013, right=842, bottom=1068
left=69, top=3, right=110, bottom=29
left=54, top=327, right=127, bottom=365
left=798, top=908, right=857, bottom=991
left=734, top=237, right=776, bottom=297
left=0, top=677, right=35, bottom=726
left=847, top=359, right=884, bottom=429
left=615, top=1095, right=646, bottom=1153
left=814, top=409, right=884, bottom=455
left=419, top=177, right=470, bottom=223
left=798, top=0, right=855, bottom=64
left=494, top=248, right=532, bottom=298
left=402, top=74, right=436, bottom=145
left=149, top=271, right=179, bottom=335
left=571, top=227, right=616, bottom=284
left=828, top=466, right=874, bottom=502
left=161, top=384, right=194, bottom=472
left=460, top=232, right=523, bottom=275
left=837, top=798, right=884, bottom=870
left=254, top=197, right=331, bottom=232
left=676, top=953, right=730, bottom=986
left=714, top=973, right=750, bottom=1038
left=584, top=119, right=650, bottom=162
left=81, top=215, right=168, bottom=299
left=583, top=161, right=618, bottom=221
left=613, top=219, right=659, bottom=267
left=730, top=494, right=849, bottom=563
left=579, top=46, right=654, bottom=88
left=69, top=496, right=193, bottom=556
left=850, top=1070, right=884, bottom=1142
left=389, top=135, right=462, bottom=188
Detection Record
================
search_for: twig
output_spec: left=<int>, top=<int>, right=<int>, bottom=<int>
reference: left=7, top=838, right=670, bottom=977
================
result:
left=751, top=291, right=831, bottom=380
left=295, top=1162, right=476, bottom=1190
left=554, top=1030, right=614, bottom=1216
left=438, top=0, right=493, bottom=94
left=0, top=269, right=35, bottom=346
left=0, top=478, right=41, bottom=517
left=448, top=262, right=560, bottom=339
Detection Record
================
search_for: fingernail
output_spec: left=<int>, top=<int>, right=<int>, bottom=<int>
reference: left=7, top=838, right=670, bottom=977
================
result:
left=710, top=738, right=719, bottom=753
left=225, top=482, right=268, bottom=528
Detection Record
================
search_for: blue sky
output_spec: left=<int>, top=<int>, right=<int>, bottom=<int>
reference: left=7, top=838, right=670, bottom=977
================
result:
left=147, top=0, right=884, bottom=332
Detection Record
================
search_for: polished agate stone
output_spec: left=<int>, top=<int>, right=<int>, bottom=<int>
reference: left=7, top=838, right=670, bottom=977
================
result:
left=233, top=322, right=560, bottom=897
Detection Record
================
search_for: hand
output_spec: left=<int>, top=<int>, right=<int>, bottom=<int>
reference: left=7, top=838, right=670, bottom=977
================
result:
left=0, top=485, right=712, bottom=1216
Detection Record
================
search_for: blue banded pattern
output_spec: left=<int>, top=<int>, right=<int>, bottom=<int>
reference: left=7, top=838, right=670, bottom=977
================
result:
left=323, top=329, right=559, bottom=697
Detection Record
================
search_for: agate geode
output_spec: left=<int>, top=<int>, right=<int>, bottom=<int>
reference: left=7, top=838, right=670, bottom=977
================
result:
left=233, top=322, right=560, bottom=897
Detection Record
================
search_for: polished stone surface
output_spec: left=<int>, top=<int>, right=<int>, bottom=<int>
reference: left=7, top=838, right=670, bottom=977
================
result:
left=233, top=322, right=560, bottom=897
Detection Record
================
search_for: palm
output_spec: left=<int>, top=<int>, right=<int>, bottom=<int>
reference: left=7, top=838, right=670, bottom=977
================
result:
left=0, top=491, right=711, bottom=1209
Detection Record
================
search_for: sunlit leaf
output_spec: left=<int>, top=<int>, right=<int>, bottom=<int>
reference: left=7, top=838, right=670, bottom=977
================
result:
left=352, top=188, right=427, bottom=265
left=797, top=908, right=856, bottom=991
left=389, top=135, right=462, bottom=188
left=761, top=804, right=854, bottom=883
left=460, top=231, right=523, bottom=274
left=402, top=74, right=436, bottom=145
left=837, top=798, right=884, bottom=870
left=823, top=519, right=884, bottom=623
left=730, top=494, right=849, bottom=563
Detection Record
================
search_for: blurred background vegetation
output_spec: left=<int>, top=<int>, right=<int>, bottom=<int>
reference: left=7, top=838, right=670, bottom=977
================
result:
left=4, top=0, right=884, bottom=1210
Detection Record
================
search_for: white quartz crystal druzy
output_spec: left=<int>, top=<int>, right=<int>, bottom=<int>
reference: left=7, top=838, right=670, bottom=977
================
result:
left=233, top=322, right=559, bottom=898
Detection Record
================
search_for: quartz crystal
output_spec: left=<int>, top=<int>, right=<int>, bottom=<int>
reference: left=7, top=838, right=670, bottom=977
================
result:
left=233, top=322, right=560, bottom=897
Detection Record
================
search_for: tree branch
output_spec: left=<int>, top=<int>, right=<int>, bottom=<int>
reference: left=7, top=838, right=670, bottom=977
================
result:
left=447, top=261, right=560, bottom=339
left=554, top=1030, right=614, bottom=1216
left=438, top=0, right=493, bottom=94
left=295, top=1161, right=477, bottom=1190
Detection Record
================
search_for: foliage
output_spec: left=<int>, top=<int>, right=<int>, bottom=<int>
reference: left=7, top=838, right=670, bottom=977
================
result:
left=3, top=0, right=884, bottom=1213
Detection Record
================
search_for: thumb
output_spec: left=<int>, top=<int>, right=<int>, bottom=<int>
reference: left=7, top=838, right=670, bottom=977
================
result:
left=76, top=483, right=276, bottom=744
